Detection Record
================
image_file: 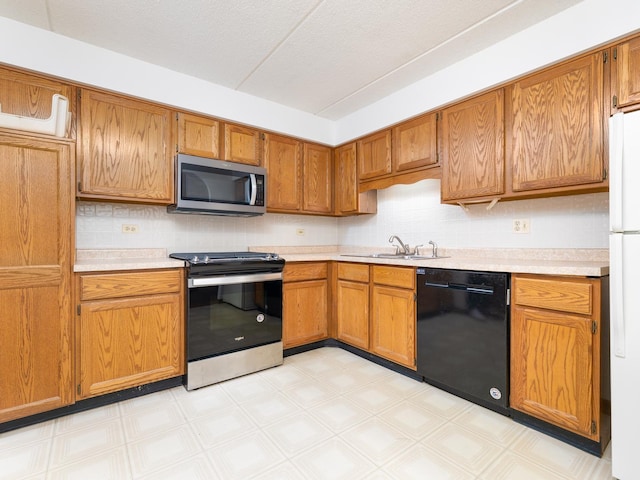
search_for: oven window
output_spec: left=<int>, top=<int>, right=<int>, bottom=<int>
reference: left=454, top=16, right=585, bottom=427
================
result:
left=187, top=280, right=282, bottom=361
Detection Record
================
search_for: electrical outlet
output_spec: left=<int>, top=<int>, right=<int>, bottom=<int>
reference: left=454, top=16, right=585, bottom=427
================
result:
left=122, top=224, right=139, bottom=233
left=296, top=228, right=305, bottom=236
left=512, top=219, right=530, bottom=234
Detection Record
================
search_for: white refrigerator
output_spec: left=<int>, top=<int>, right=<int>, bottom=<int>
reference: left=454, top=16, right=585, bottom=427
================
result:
left=609, top=110, right=640, bottom=480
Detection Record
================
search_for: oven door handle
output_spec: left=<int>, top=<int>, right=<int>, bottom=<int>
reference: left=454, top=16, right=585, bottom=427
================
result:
left=189, top=272, right=282, bottom=288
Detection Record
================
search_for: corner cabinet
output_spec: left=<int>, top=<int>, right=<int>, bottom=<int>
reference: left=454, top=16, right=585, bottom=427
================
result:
left=76, top=269, right=184, bottom=399
left=357, top=130, right=392, bottom=181
left=507, top=51, right=606, bottom=194
left=440, top=89, right=505, bottom=202
left=0, top=134, right=74, bottom=423
left=334, top=142, right=377, bottom=216
left=264, top=133, right=302, bottom=212
left=510, top=274, right=609, bottom=444
left=282, top=262, right=329, bottom=348
left=77, top=89, right=173, bottom=204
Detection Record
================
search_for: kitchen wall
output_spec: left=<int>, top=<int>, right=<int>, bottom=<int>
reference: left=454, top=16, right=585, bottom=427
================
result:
left=338, top=181, right=609, bottom=250
left=76, top=181, right=609, bottom=252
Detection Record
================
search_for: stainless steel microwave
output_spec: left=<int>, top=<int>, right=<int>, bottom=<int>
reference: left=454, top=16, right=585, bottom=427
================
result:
left=168, top=154, right=266, bottom=216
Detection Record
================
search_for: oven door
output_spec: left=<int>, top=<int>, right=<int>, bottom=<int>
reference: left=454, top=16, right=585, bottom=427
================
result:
left=187, top=272, right=283, bottom=362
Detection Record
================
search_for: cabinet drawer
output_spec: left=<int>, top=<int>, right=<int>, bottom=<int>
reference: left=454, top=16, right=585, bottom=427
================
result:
left=79, top=269, right=183, bottom=301
left=512, top=275, right=594, bottom=316
left=372, top=266, right=415, bottom=289
left=337, top=262, right=370, bottom=282
left=283, top=262, right=328, bottom=282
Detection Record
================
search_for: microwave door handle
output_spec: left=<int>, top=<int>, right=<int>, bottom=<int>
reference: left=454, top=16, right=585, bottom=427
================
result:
left=248, top=174, right=257, bottom=206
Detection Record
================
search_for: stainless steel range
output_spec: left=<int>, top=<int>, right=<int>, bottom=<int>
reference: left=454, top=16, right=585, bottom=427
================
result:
left=170, top=251, right=285, bottom=390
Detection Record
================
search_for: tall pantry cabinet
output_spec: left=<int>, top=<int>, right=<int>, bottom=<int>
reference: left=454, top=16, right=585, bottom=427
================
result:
left=0, top=133, right=75, bottom=422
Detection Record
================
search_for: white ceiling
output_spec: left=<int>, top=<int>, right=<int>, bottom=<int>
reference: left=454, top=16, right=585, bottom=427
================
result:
left=0, top=0, right=582, bottom=120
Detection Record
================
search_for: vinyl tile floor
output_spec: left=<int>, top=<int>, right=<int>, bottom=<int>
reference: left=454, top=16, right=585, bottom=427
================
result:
left=0, top=347, right=613, bottom=479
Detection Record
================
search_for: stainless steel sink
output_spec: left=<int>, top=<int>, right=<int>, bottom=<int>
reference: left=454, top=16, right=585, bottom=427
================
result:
left=340, top=253, right=448, bottom=260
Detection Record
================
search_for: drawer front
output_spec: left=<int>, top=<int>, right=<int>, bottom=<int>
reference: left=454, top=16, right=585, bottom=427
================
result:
left=283, top=262, right=328, bottom=282
left=513, top=275, right=594, bottom=316
left=79, top=269, right=183, bottom=301
left=372, top=265, right=415, bottom=289
left=337, top=262, right=370, bottom=282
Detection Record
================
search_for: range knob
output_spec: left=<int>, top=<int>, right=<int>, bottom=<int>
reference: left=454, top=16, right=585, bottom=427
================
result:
left=191, top=255, right=199, bottom=263
left=203, top=255, right=210, bottom=264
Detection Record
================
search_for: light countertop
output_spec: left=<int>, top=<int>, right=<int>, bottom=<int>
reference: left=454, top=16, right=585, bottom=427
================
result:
left=75, top=246, right=609, bottom=277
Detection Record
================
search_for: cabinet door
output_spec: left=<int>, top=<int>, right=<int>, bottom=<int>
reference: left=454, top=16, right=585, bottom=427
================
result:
left=303, top=143, right=333, bottom=214
left=392, top=112, right=438, bottom=172
left=511, top=305, right=597, bottom=439
left=264, top=133, right=302, bottom=212
left=283, top=280, right=328, bottom=348
left=370, top=285, right=416, bottom=369
left=177, top=112, right=220, bottom=159
left=0, top=135, right=74, bottom=422
left=78, top=89, right=173, bottom=203
left=334, top=142, right=377, bottom=216
left=357, top=130, right=392, bottom=180
left=78, top=293, right=183, bottom=399
left=441, top=90, right=505, bottom=201
left=613, top=37, right=640, bottom=109
left=336, top=279, right=370, bottom=350
left=223, top=123, right=262, bottom=166
left=0, top=67, right=76, bottom=139
left=509, top=52, right=605, bottom=192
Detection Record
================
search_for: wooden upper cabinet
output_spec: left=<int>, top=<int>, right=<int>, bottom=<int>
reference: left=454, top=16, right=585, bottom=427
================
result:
left=441, top=89, right=505, bottom=202
left=508, top=52, right=605, bottom=192
left=357, top=129, right=392, bottom=180
left=0, top=67, right=76, bottom=139
left=612, top=36, right=640, bottom=110
left=78, top=89, right=173, bottom=204
left=334, top=142, right=377, bottom=216
left=177, top=112, right=220, bottom=158
left=392, top=112, right=438, bottom=172
left=303, top=143, right=333, bottom=214
left=264, top=133, right=302, bottom=212
left=222, top=123, right=262, bottom=166
left=0, top=134, right=74, bottom=422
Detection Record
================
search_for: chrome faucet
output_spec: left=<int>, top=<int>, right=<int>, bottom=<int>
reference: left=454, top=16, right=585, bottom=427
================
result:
left=428, top=240, right=438, bottom=258
left=389, top=235, right=410, bottom=254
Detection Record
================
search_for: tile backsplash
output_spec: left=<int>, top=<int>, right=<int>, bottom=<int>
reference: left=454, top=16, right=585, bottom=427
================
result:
left=77, top=179, right=609, bottom=252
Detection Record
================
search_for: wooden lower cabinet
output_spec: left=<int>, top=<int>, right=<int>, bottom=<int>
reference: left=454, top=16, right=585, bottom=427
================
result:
left=0, top=134, right=74, bottom=423
left=76, top=269, right=184, bottom=399
left=335, top=263, right=416, bottom=370
left=282, top=263, right=329, bottom=348
left=510, top=274, right=608, bottom=442
left=370, top=266, right=416, bottom=369
left=336, top=263, right=370, bottom=350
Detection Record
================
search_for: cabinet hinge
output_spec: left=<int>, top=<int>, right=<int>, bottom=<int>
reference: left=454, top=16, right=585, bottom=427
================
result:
left=77, top=181, right=82, bottom=192
left=591, top=420, right=597, bottom=435
left=603, top=51, right=608, bottom=64
left=77, top=384, right=81, bottom=395
left=77, top=305, right=81, bottom=315
left=603, top=168, right=608, bottom=181
left=436, top=112, right=440, bottom=121
left=261, top=133, right=266, bottom=141
left=613, top=95, right=618, bottom=109
left=413, top=292, right=417, bottom=302
left=592, top=321, right=598, bottom=334
left=613, top=46, right=618, bottom=61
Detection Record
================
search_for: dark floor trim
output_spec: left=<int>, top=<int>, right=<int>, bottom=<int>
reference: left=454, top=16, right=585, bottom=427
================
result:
left=511, top=409, right=604, bottom=457
left=0, top=376, right=183, bottom=434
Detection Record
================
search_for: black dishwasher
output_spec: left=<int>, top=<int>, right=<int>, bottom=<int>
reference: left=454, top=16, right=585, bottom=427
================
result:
left=416, top=268, right=510, bottom=415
